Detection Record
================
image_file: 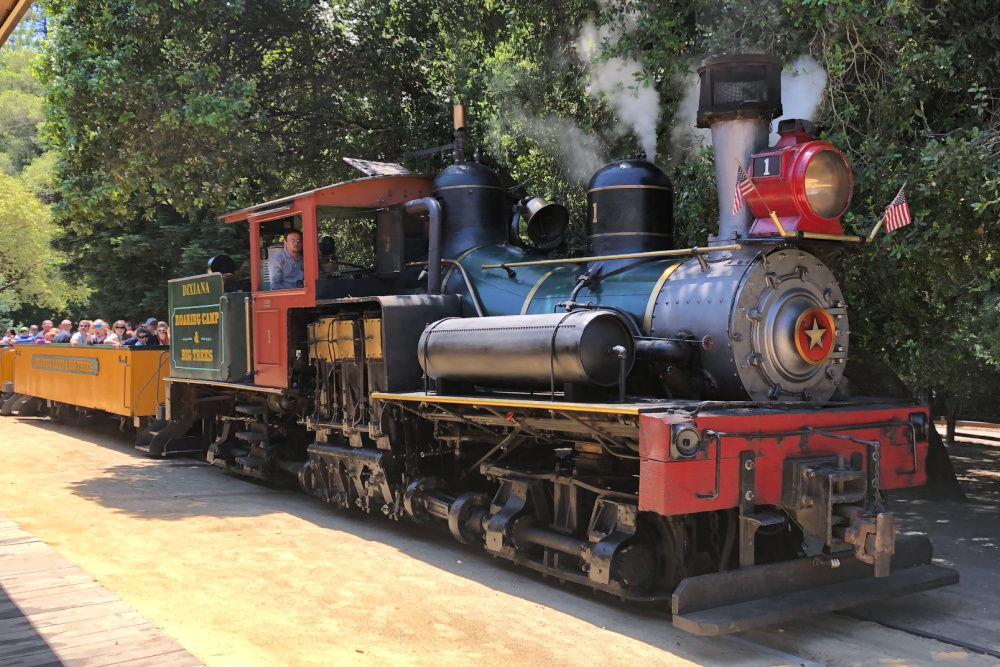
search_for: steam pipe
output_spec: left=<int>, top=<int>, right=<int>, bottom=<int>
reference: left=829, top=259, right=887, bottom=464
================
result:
left=635, top=338, right=692, bottom=364
left=405, top=197, right=443, bottom=294
left=519, top=525, right=589, bottom=558
left=406, top=259, right=485, bottom=317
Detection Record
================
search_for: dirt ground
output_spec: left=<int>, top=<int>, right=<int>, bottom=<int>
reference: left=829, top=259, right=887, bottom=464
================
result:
left=1, top=416, right=998, bottom=667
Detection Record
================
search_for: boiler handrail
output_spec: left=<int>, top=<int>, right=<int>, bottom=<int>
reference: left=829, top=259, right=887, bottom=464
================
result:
left=480, top=244, right=742, bottom=270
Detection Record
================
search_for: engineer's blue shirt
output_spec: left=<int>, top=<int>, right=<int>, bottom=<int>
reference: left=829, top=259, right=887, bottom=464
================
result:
left=268, top=250, right=304, bottom=290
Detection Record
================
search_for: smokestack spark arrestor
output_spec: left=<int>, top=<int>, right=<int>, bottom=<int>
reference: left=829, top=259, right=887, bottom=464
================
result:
left=746, top=119, right=854, bottom=237
left=696, top=54, right=782, bottom=128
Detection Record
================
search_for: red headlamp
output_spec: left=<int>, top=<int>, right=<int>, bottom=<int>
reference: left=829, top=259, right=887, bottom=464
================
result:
left=747, top=119, right=854, bottom=237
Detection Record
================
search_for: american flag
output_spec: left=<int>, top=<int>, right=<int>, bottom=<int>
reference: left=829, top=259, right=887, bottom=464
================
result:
left=732, top=164, right=755, bottom=215
left=883, top=186, right=911, bottom=233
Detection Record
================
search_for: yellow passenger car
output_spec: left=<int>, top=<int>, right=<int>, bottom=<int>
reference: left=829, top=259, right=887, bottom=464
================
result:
left=9, top=344, right=168, bottom=418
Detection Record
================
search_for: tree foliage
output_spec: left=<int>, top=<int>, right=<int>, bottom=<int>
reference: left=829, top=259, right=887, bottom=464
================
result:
left=35, top=0, right=1000, bottom=413
left=0, top=48, right=45, bottom=175
left=0, top=12, right=81, bottom=330
left=0, top=172, right=87, bottom=322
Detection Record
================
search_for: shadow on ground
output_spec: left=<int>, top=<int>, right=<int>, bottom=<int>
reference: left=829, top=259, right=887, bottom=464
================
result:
left=0, top=582, right=63, bottom=666
left=19, top=415, right=1000, bottom=661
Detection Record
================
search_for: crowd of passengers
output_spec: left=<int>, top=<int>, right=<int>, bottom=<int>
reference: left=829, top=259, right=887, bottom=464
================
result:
left=1, top=318, right=170, bottom=348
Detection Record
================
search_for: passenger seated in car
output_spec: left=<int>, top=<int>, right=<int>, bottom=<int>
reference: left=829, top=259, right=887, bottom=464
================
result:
left=70, top=320, right=91, bottom=346
left=155, top=322, right=170, bottom=345
left=51, top=320, right=73, bottom=344
left=89, top=320, right=110, bottom=344
left=122, top=326, right=153, bottom=346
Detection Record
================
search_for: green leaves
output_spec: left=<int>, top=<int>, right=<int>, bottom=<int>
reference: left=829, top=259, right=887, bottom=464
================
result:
left=24, top=0, right=1000, bottom=411
left=0, top=172, right=87, bottom=321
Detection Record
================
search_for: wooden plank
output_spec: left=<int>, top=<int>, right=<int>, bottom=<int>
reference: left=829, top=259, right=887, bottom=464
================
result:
left=29, top=610, right=149, bottom=641
left=12, top=586, right=119, bottom=616
left=6, top=580, right=103, bottom=604
left=35, top=632, right=189, bottom=667
left=0, top=549, right=71, bottom=567
left=0, top=566, right=79, bottom=587
left=111, top=650, right=206, bottom=667
left=0, top=528, right=29, bottom=537
left=0, top=516, right=203, bottom=667
left=0, top=554, right=76, bottom=577
left=0, top=603, right=28, bottom=621
left=0, top=614, right=35, bottom=639
left=0, top=629, right=61, bottom=660
left=0, top=540, right=51, bottom=557
left=0, top=622, right=159, bottom=659
left=0, top=647, right=69, bottom=667
left=0, top=600, right=135, bottom=632
left=3, top=572, right=95, bottom=595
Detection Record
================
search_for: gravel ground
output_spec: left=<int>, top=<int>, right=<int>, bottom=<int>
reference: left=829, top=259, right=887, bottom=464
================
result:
left=1, top=416, right=997, bottom=667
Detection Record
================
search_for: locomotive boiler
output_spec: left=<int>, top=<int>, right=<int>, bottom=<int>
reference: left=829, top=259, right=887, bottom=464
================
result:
left=77, top=54, right=959, bottom=634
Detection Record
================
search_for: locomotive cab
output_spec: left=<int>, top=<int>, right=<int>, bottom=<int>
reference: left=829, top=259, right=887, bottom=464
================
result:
left=217, top=175, right=435, bottom=389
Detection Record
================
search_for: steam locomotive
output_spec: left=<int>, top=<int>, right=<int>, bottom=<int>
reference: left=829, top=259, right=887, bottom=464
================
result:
left=11, top=55, right=960, bottom=634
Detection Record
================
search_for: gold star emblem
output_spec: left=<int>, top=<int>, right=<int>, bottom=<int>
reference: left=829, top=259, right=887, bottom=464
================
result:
left=804, top=317, right=827, bottom=350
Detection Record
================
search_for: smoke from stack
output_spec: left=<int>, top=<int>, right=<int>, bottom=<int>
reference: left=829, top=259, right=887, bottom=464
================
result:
left=577, top=2, right=660, bottom=158
left=505, top=110, right=605, bottom=183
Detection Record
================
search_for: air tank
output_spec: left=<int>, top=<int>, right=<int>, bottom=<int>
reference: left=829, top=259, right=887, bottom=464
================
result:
left=434, top=162, right=508, bottom=258
left=587, top=159, right=673, bottom=257
left=418, top=310, right=635, bottom=389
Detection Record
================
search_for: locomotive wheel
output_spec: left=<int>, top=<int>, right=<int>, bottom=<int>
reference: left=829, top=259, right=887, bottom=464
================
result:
left=612, top=513, right=683, bottom=600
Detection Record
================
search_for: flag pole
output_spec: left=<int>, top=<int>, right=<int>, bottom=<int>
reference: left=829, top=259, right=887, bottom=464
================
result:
left=734, top=158, right=795, bottom=238
left=866, top=219, right=883, bottom=242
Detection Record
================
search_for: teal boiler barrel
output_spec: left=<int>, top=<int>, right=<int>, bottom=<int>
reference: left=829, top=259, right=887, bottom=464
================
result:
left=442, top=244, right=685, bottom=335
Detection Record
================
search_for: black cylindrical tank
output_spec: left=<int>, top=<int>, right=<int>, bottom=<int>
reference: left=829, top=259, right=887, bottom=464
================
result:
left=434, top=163, right=508, bottom=258
left=418, top=311, right=635, bottom=388
left=587, top=159, right=673, bottom=257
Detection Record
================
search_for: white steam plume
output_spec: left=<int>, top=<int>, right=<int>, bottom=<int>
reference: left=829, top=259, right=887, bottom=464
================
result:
left=577, top=3, right=660, bottom=158
left=507, top=110, right=605, bottom=183
left=672, top=55, right=829, bottom=157
left=771, top=55, right=827, bottom=143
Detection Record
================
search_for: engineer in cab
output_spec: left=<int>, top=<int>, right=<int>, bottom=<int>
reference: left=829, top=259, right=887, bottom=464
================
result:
left=269, top=229, right=304, bottom=289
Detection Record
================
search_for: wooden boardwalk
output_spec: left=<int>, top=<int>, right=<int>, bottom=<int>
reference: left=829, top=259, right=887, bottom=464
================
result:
left=0, top=514, right=202, bottom=667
